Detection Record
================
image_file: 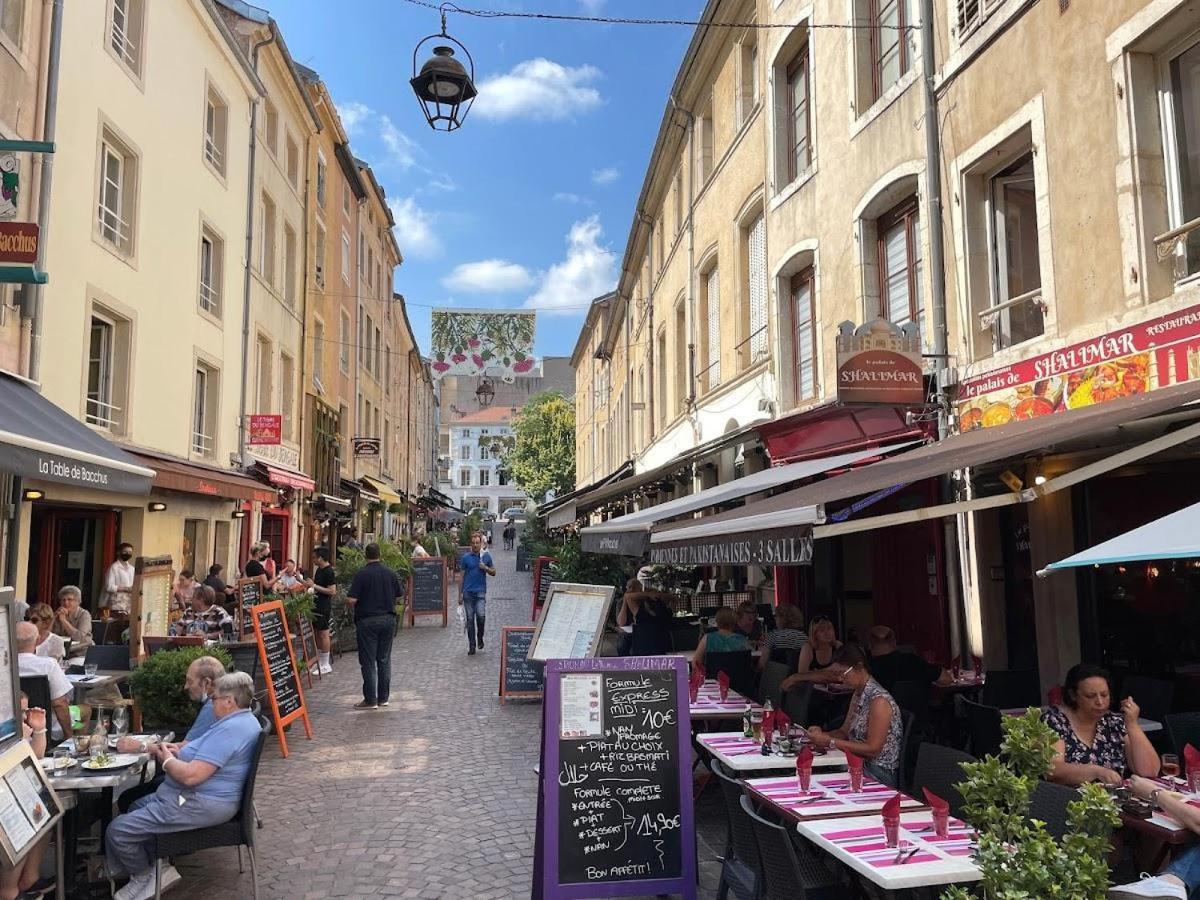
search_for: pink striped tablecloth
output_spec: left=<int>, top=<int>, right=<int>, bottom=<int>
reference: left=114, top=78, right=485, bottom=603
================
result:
left=745, top=773, right=925, bottom=821
left=697, top=732, right=848, bottom=773
left=689, top=681, right=759, bottom=720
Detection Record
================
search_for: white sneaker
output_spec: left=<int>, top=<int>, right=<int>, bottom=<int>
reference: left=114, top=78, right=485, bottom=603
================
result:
left=1109, top=874, right=1188, bottom=900
left=158, top=864, right=183, bottom=894
left=114, top=870, right=154, bottom=900
left=318, top=663, right=333, bottom=675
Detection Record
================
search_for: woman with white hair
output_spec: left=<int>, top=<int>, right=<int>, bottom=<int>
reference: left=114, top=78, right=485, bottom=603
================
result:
left=104, top=671, right=261, bottom=899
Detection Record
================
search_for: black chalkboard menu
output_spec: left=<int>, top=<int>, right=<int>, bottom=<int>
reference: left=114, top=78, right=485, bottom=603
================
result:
left=499, top=626, right=544, bottom=702
left=532, top=556, right=557, bottom=621
left=536, top=657, right=696, bottom=898
left=250, top=600, right=313, bottom=757
left=408, top=558, right=447, bottom=627
left=237, top=578, right=263, bottom=639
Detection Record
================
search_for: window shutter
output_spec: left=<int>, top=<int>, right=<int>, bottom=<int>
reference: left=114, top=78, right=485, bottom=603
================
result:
left=748, top=215, right=767, bottom=363
left=707, top=268, right=721, bottom=391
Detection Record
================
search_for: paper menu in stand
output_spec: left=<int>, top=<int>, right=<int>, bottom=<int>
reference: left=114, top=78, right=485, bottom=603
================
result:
left=3, top=766, right=46, bottom=831
left=532, top=592, right=605, bottom=660
left=0, top=780, right=35, bottom=851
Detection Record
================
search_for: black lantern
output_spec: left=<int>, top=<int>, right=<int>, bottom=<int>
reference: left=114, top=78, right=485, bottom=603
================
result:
left=475, top=377, right=495, bottom=408
left=410, top=10, right=478, bottom=132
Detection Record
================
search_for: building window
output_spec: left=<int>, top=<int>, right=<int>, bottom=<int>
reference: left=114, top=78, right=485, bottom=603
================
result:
left=697, top=99, right=715, bottom=185
left=255, top=336, right=272, bottom=413
left=460, top=444, right=471, bottom=460
left=316, top=153, right=327, bottom=207
left=739, top=31, right=759, bottom=126
left=343, top=182, right=351, bottom=217
left=739, top=214, right=768, bottom=370
left=674, top=168, right=684, bottom=235
left=313, top=319, right=325, bottom=382
left=673, top=300, right=688, bottom=414
left=1, top=0, right=24, bottom=46
left=792, top=268, right=817, bottom=401
left=957, top=0, right=1005, bottom=41
left=479, top=468, right=491, bottom=487
left=108, top=0, right=144, bottom=79
left=283, top=223, right=297, bottom=306
left=281, top=352, right=295, bottom=440
left=656, top=328, right=668, bottom=432
left=986, top=153, right=1044, bottom=348
left=656, top=219, right=665, bottom=273
left=498, top=469, right=510, bottom=486
left=198, top=227, right=222, bottom=317
left=204, top=86, right=227, bottom=176
left=784, top=43, right=812, bottom=184
left=700, top=267, right=721, bottom=393
left=262, top=100, right=279, bottom=156
left=315, top=223, right=326, bottom=288
left=259, top=193, right=276, bottom=287
left=339, top=310, right=350, bottom=373
left=285, top=135, right=299, bottom=188
left=866, top=0, right=916, bottom=104
left=374, top=326, right=382, bottom=378
left=877, top=199, right=923, bottom=333
left=97, top=132, right=137, bottom=255
left=86, top=316, right=117, bottom=429
left=1166, top=38, right=1200, bottom=279
left=192, top=363, right=218, bottom=457
left=341, top=232, right=350, bottom=281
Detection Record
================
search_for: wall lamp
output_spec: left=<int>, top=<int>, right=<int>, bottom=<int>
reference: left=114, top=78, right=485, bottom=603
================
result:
left=21, top=489, right=44, bottom=502
left=147, top=502, right=167, bottom=512
left=231, top=509, right=247, bottom=520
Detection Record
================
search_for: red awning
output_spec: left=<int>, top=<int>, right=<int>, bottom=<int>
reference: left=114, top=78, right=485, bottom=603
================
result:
left=757, top=403, right=927, bottom=464
left=130, top=452, right=276, bottom=503
left=254, top=462, right=316, bottom=492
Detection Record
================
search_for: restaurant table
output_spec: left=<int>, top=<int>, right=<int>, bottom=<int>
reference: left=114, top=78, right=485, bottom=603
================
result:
left=696, top=732, right=848, bottom=774
left=689, top=680, right=761, bottom=721
left=936, top=673, right=985, bottom=693
left=796, top=810, right=981, bottom=893
left=745, top=772, right=925, bottom=822
left=999, top=707, right=1162, bottom=732
left=66, top=670, right=130, bottom=702
left=1117, top=776, right=1200, bottom=871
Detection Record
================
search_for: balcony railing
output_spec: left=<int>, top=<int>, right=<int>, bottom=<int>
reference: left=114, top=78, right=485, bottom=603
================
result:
left=977, top=287, right=1047, bottom=331
left=85, top=395, right=121, bottom=430
left=1155, top=215, right=1200, bottom=280
left=192, top=430, right=213, bottom=456
left=110, top=20, right=137, bottom=69
left=204, top=136, right=223, bottom=170
left=198, top=279, right=219, bottom=314
left=735, top=324, right=770, bottom=370
left=97, top=203, right=131, bottom=252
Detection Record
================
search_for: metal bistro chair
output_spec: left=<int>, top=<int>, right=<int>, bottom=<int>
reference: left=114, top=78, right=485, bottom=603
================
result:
left=18, top=676, right=51, bottom=723
left=710, top=760, right=761, bottom=900
left=740, top=794, right=836, bottom=900
left=897, top=709, right=917, bottom=792
left=706, top=650, right=757, bottom=701
left=910, top=743, right=977, bottom=820
left=1166, top=711, right=1200, bottom=757
left=669, top=621, right=702, bottom=653
left=981, top=669, right=1041, bottom=710
left=783, top=684, right=813, bottom=728
left=757, top=662, right=790, bottom=711
left=150, top=727, right=269, bottom=899
left=962, top=697, right=1005, bottom=760
left=1027, top=780, right=1113, bottom=844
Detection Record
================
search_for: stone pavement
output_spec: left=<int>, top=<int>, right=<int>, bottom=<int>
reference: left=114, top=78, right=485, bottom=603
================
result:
left=165, top=546, right=728, bottom=899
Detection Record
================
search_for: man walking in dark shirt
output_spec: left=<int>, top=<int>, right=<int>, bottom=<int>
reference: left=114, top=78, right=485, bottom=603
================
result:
left=867, top=626, right=953, bottom=692
left=346, top=543, right=404, bottom=710
left=459, top=532, right=495, bottom=656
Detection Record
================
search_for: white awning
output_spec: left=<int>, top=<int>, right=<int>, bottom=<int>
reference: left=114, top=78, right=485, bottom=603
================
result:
left=1040, top=500, right=1200, bottom=574
left=585, top=441, right=918, bottom=551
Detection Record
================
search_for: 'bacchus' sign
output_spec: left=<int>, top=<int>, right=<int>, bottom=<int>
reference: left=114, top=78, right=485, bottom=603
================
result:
left=649, top=526, right=813, bottom=567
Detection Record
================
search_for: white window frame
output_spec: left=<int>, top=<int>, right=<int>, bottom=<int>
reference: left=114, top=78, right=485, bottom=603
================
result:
left=204, top=84, right=228, bottom=177
left=316, top=152, right=327, bottom=207
left=97, top=133, right=136, bottom=256
left=315, top=223, right=326, bottom=288
left=198, top=226, right=222, bottom=317
left=262, top=100, right=279, bottom=156
left=341, top=231, right=351, bottom=282
left=108, top=0, right=144, bottom=80
left=86, top=314, right=118, bottom=429
left=339, top=309, right=351, bottom=373
left=192, top=362, right=218, bottom=458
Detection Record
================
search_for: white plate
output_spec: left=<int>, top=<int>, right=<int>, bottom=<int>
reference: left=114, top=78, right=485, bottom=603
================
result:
left=38, top=757, right=79, bottom=772
left=81, top=753, right=140, bottom=771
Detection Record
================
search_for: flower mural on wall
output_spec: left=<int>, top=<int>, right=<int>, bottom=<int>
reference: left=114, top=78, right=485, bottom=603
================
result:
left=430, top=309, right=537, bottom=381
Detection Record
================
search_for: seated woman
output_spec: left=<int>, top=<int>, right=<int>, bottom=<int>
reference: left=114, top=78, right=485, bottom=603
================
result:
left=1041, top=662, right=1158, bottom=786
left=170, top=585, right=233, bottom=638
left=104, top=672, right=262, bottom=899
left=805, top=644, right=904, bottom=786
left=615, top=579, right=673, bottom=656
left=1109, top=775, right=1200, bottom=899
left=781, top=616, right=843, bottom=690
left=759, top=604, right=808, bottom=670
left=27, top=603, right=66, bottom=662
left=0, top=696, right=52, bottom=900
left=691, top=607, right=749, bottom=670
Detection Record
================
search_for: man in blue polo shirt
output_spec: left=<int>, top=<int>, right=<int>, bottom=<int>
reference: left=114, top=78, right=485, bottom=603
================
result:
left=459, top=531, right=495, bottom=656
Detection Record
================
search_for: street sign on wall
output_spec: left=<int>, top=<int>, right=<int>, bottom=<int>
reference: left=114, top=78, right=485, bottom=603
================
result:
left=835, top=318, right=925, bottom=406
left=248, top=414, right=282, bottom=446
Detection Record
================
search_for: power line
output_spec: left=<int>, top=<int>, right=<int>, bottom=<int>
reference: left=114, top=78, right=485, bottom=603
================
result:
left=402, top=0, right=916, bottom=30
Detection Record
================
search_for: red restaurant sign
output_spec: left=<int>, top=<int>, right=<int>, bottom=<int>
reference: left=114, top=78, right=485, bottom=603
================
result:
left=248, top=414, right=282, bottom=446
left=956, top=302, right=1200, bottom=431
left=0, top=222, right=39, bottom=264
left=835, top=318, right=925, bottom=405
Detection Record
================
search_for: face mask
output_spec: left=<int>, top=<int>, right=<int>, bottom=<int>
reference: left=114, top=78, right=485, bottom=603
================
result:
left=120, top=551, right=133, bottom=561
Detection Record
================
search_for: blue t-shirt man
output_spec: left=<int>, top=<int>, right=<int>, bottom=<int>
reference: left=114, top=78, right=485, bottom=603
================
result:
left=459, top=535, right=494, bottom=655
left=460, top=546, right=494, bottom=595
left=167, top=708, right=261, bottom=802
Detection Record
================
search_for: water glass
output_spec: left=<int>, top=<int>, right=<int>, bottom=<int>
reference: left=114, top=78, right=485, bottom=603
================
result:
left=89, top=743, right=104, bottom=763
left=883, top=817, right=900, bottom=849
left=84, top=663, right=98, bottom=678
left=797, top=765, right=812, bottom=793
left=932, top=807, right=950, bottom=838
left=52, top=747, right=71, bottom=778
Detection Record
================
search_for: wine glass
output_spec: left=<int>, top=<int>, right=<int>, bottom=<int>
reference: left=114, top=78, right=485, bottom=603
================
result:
left=112, top=706, right=129, bottom=740
left=1162, top=753, right=1181, bottom=780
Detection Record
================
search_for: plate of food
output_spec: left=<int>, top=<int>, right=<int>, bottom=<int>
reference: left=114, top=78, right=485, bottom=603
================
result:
left=81, top=752, right=140, bottom=771
left=38, top=757, right=78, bottom=773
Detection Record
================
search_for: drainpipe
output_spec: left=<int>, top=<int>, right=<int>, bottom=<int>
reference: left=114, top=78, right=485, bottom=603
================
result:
left=670, top=95, right=698, bottom=430
left=23, top=0, right=63, bottom=383
left=298, top=131, right=312, bottom=473
left=237, top=29, right=277, bottom=470
left=635, top=210, right=655, bottom=448
left=919, top=0, right=966, bottom=656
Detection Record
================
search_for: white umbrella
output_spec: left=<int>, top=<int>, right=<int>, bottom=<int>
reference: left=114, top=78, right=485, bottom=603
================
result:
left=1039, top=499, right=1200, bottom=575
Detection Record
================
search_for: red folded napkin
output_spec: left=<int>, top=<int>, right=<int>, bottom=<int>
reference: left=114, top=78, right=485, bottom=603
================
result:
left=882, top=793, right=901, bottom=819
left=1047, top=684, right=1063, bottom=706
left=844, top=749, right=863, bottom=770
left=922, top=788, right=949, bottom=813
left=775, top=711, right=790, bottom=732
left=1185, top=744, right=1200, bottom=775
left=796, top=746, right=813, bottom=770
left=716, top=671, right=730, bottom=692
left=689, top=669, right=704, bottom=689
left=694, top=664, right=706, bottom=683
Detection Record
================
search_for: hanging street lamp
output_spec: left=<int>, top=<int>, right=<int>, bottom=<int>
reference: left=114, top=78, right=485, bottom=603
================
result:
left=410, top=7, right=478, bottom=132
left=475, top=376, right=496, bottom=408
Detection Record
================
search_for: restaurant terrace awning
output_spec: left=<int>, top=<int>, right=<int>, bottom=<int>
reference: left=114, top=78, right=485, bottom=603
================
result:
left=131, top=451, right=275, bottom=503
left=362, top=476, right=402, bottom=505
left=253, top=461, right=316, bottom=492
left=540, top=460, right=636, bottom=529
left=1040, top=500, right=1200, bottom=574
left=0, top=372, right=155, bottom=494
left=581, top=440, right=921, bottom=556
left=652, top=378, right=1200, bottom=548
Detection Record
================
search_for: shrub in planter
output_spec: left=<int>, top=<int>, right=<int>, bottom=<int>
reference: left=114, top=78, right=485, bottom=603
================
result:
left=129, top=645, right=234, bottom=731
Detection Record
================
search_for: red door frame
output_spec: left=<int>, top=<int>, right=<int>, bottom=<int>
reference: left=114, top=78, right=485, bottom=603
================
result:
left=260, top=509, right=291, bottom=568
left=34, top=506, right=118, bottom=611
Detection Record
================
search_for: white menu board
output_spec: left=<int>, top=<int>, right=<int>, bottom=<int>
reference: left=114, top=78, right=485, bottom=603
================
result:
left=528, top=583, right=615, bottom=663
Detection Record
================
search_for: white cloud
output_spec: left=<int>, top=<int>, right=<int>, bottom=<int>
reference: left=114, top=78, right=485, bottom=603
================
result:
left=553, top=191, right=592, bottom=206
left=525, top=216, right=617, bottom=314
left=591, top=166, right=619, bottom=185
left=388, top=196, right=441, bottom=259
left=474, top=59, right=604, bottom=121
left=427, top=176, right=457, bottom=193
left=378, top=115, right=418, bottom=170
left=442, top=259, right=535, bottom=293
left=336, top=101, right=372, bottom=135
left=335, top=100, right=420, bottom=170
left=579, top=0, right=606, bottom=10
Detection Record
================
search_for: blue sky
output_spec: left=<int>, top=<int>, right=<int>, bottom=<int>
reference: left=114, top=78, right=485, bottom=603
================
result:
left=267, top=0, right=698, bottom=360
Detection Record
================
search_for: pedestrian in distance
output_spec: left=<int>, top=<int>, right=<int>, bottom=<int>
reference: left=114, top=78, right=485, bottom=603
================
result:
left=459, top=532, right=495, bottom=656
left=307, top=547, right=337, bottom=675
left=503, top=519, right=515, bottom=551
left=346, top=543, right=404, bottom=710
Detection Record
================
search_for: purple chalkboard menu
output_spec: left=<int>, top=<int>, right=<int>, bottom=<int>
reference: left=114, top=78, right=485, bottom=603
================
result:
left=534, top=656, right=697, bottom=899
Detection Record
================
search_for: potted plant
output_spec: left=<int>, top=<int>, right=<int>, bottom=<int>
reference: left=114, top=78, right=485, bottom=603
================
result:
left=129, top=645, right=234, bottom=732
left=942, top=710, right=1120, bottom=900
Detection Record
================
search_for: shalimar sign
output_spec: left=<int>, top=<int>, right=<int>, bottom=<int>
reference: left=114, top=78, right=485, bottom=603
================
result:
left=649, top=525, right=813, bottom=567
left=835, top=318, right=925, bottom=405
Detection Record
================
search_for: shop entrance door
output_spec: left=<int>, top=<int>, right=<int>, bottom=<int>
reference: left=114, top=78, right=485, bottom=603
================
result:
left=27, top=507, right=118, bottom=612
left=259, top=512, right=289, bottom=570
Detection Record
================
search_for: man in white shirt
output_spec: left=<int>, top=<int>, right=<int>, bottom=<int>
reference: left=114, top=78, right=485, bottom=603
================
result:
left=16, top=621, right=74, bottom=740
left=103, top=542, right=136, bottom=615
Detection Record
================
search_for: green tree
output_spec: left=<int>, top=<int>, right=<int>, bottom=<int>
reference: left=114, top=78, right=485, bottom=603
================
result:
left=502, top=391, right=576, bottom=503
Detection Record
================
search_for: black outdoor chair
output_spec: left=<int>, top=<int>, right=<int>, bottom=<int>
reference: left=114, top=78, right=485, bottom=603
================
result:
left=706, top=650, right=756, bottom=700
left=1027, top=780, right=1108, bottom=844
left=1166, top=712, right=1200, bottom=757
left=151, top=727, right=269, bottom=899
left=18, top=676, right=51, bottom=723
left=668, top=622, right=702, bottom=653
left=783, top=684, right=812, bottom=728
left=981, top=669, right=1040, bottom=709
left=91, top=621, right=109, bottom=645
left=85, top=644, right=131, bottom=671
left=897, top=709, right=917, bottom=791
left=740, top=794, right=836, bottom=899
left=962, top=697, right=1005, bottom=759
left=1121, top=674, right=1174, bottom=723
left=890, top=679, right=933, bottom=722
left=710, top=760, right=761, bottom=900
left=758, top=662, right=790, bottom=710
left=910, top=743, right=976, bottom=820
left=756, top=604, right=777, bottom=633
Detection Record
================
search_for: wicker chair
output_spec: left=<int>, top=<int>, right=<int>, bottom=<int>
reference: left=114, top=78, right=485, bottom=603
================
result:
left=910, top=743, right=976, bottom=820
left=150, top=727, right=269, bottom=899
left=740, top=795, right=836, bottom=899
left=710, top=760, right=762, bottom=900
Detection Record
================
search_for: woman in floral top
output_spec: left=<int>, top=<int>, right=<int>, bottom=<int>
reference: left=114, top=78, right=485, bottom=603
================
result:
left=1041, top=663, right=1158, bottom=786
left=805, top=644, right=904, bottom=786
